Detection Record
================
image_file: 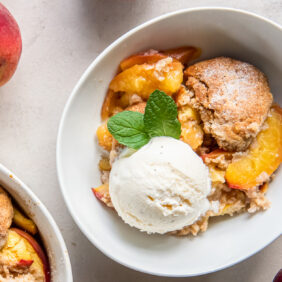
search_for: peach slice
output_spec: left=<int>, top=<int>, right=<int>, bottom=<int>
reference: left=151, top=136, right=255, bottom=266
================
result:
left=92, top=184, right=108, bottom=201
left=101, top=90, right=124, bottom=120
left=1, top=228, right=50, bottom=282
left=92, top=184, right=113, bottom=207
left=225, top=105, right=282, bottom=189
left=13, top=207, right=38, bottom=235
left=96, top=121, right=113, bottom=151
left=101, top=90, right=116, bottom=121
left=109, top=58, right=183, bottom=100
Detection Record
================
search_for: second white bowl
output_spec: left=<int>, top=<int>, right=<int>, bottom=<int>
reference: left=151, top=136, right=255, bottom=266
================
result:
left=0, top=163, right=73, bottom=281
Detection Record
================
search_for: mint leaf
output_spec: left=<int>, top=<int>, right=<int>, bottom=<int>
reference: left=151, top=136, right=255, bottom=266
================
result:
left=144, top=90, right=181, bottom=139
left=106, top=90, right=181, bottom=150
left=107, top=111, right=150, bottom=149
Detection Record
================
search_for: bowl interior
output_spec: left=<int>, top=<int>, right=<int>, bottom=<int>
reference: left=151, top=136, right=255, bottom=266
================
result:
left=57, top=8, right=282, bottom=276
left=0, top=164, right=72, bottom=281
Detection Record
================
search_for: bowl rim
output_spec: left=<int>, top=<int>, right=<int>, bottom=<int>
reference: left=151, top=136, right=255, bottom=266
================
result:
left=0, top=163, right=73, bottom=281
left=56, top=7, right=282, bottom=277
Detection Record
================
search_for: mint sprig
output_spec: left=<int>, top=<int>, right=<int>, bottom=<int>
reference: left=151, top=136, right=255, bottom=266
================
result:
left=107, top=111, right=150, bottom=150
left=107, top=90, right=181, bottom=149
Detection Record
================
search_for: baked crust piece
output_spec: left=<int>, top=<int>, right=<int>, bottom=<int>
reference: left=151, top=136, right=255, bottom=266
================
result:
left=185, top=57, right=273, bottom=151
left=125, top=101, right=146, bottom=113
left=0, top=187, right=13, bottom=249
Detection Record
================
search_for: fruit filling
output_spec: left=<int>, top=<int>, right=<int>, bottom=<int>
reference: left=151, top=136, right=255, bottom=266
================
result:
left=0, top=187, right=50, bottom=281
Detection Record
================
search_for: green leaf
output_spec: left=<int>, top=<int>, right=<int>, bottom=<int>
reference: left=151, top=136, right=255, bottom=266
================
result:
left=144, top=90, right=181, bottom=139
left=107, top=111, right=150, bottom=149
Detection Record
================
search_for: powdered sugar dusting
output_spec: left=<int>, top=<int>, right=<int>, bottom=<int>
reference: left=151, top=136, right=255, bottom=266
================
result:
left=206, top=61, right=255, bottom=106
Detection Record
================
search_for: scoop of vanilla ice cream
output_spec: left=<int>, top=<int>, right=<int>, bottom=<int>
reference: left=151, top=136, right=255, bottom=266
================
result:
left=109, top=136, right=212, bottom=234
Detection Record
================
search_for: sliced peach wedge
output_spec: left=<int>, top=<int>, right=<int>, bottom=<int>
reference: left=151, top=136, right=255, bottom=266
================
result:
left=13, top=207, right=38, bottom=235
left=92, top=184, right=109, bottom=202
left=101, top=90, right=116, bottom=121
left=92, top=184, right=113, bottom=208
left=96, top=121, right=113, bottom=151
left=225, top=105, right=282, bottom=189
left=110, top=58, right=183, bottom=100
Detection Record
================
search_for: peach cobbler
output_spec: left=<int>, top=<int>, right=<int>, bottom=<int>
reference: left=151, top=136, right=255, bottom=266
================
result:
left=0, top=187, right=50, bottom=281
left=93, top=46, right=282, bottom=236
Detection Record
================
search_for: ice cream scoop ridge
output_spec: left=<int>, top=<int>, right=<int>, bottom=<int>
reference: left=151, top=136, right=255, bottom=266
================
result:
left=109, top=136, right=212, bottom=234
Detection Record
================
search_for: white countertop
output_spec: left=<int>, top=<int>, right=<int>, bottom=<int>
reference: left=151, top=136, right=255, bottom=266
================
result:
left=0, top=1, right=281, bottom=281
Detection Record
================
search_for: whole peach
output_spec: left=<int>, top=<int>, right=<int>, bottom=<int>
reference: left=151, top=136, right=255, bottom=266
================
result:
left=0, top=3, right=22, bottom=86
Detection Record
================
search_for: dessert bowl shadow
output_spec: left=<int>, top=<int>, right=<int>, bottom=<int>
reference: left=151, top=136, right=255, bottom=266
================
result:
left=57, top=7, right=282, bottom=277
left=0, top=163, right=73, bottom=281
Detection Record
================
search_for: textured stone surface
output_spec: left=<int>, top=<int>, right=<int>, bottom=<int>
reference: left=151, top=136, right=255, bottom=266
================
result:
left=0, top=1, right=281, bottom=281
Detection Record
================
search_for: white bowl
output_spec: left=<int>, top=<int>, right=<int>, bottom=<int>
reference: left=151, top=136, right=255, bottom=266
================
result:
left=57, top=7, right=282, bottom=277
left=0, top=163, right=73, bottom=281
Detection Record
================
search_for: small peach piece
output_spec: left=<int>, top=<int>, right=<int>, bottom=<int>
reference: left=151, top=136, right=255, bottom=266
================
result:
left=92, top=184, right=113, bottom=207
left=0, top=4, right=22, bottom=86
left=178, top=105, right=201, bottom=123
left=118, top=92, right=133, bottom=108
left=226, top=105, right=282, bottom=189
left=101, top=90, right=117, bottom=120
left=178, top=105, right=203, bottom=150
left=96, top=122, right=113, bottom=151
left=98, top=158, right=111, bottom=171
left=92, top=184, right=109, bottom=201
left=110, top=58, right=183, bottom=100
left=180, top=122, right=203, bottom=150
left=120, top=49, right=167, bottom=71
left=13, top=207, right=38, bottom=235
left=162, top=46, right=201, bottom=65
